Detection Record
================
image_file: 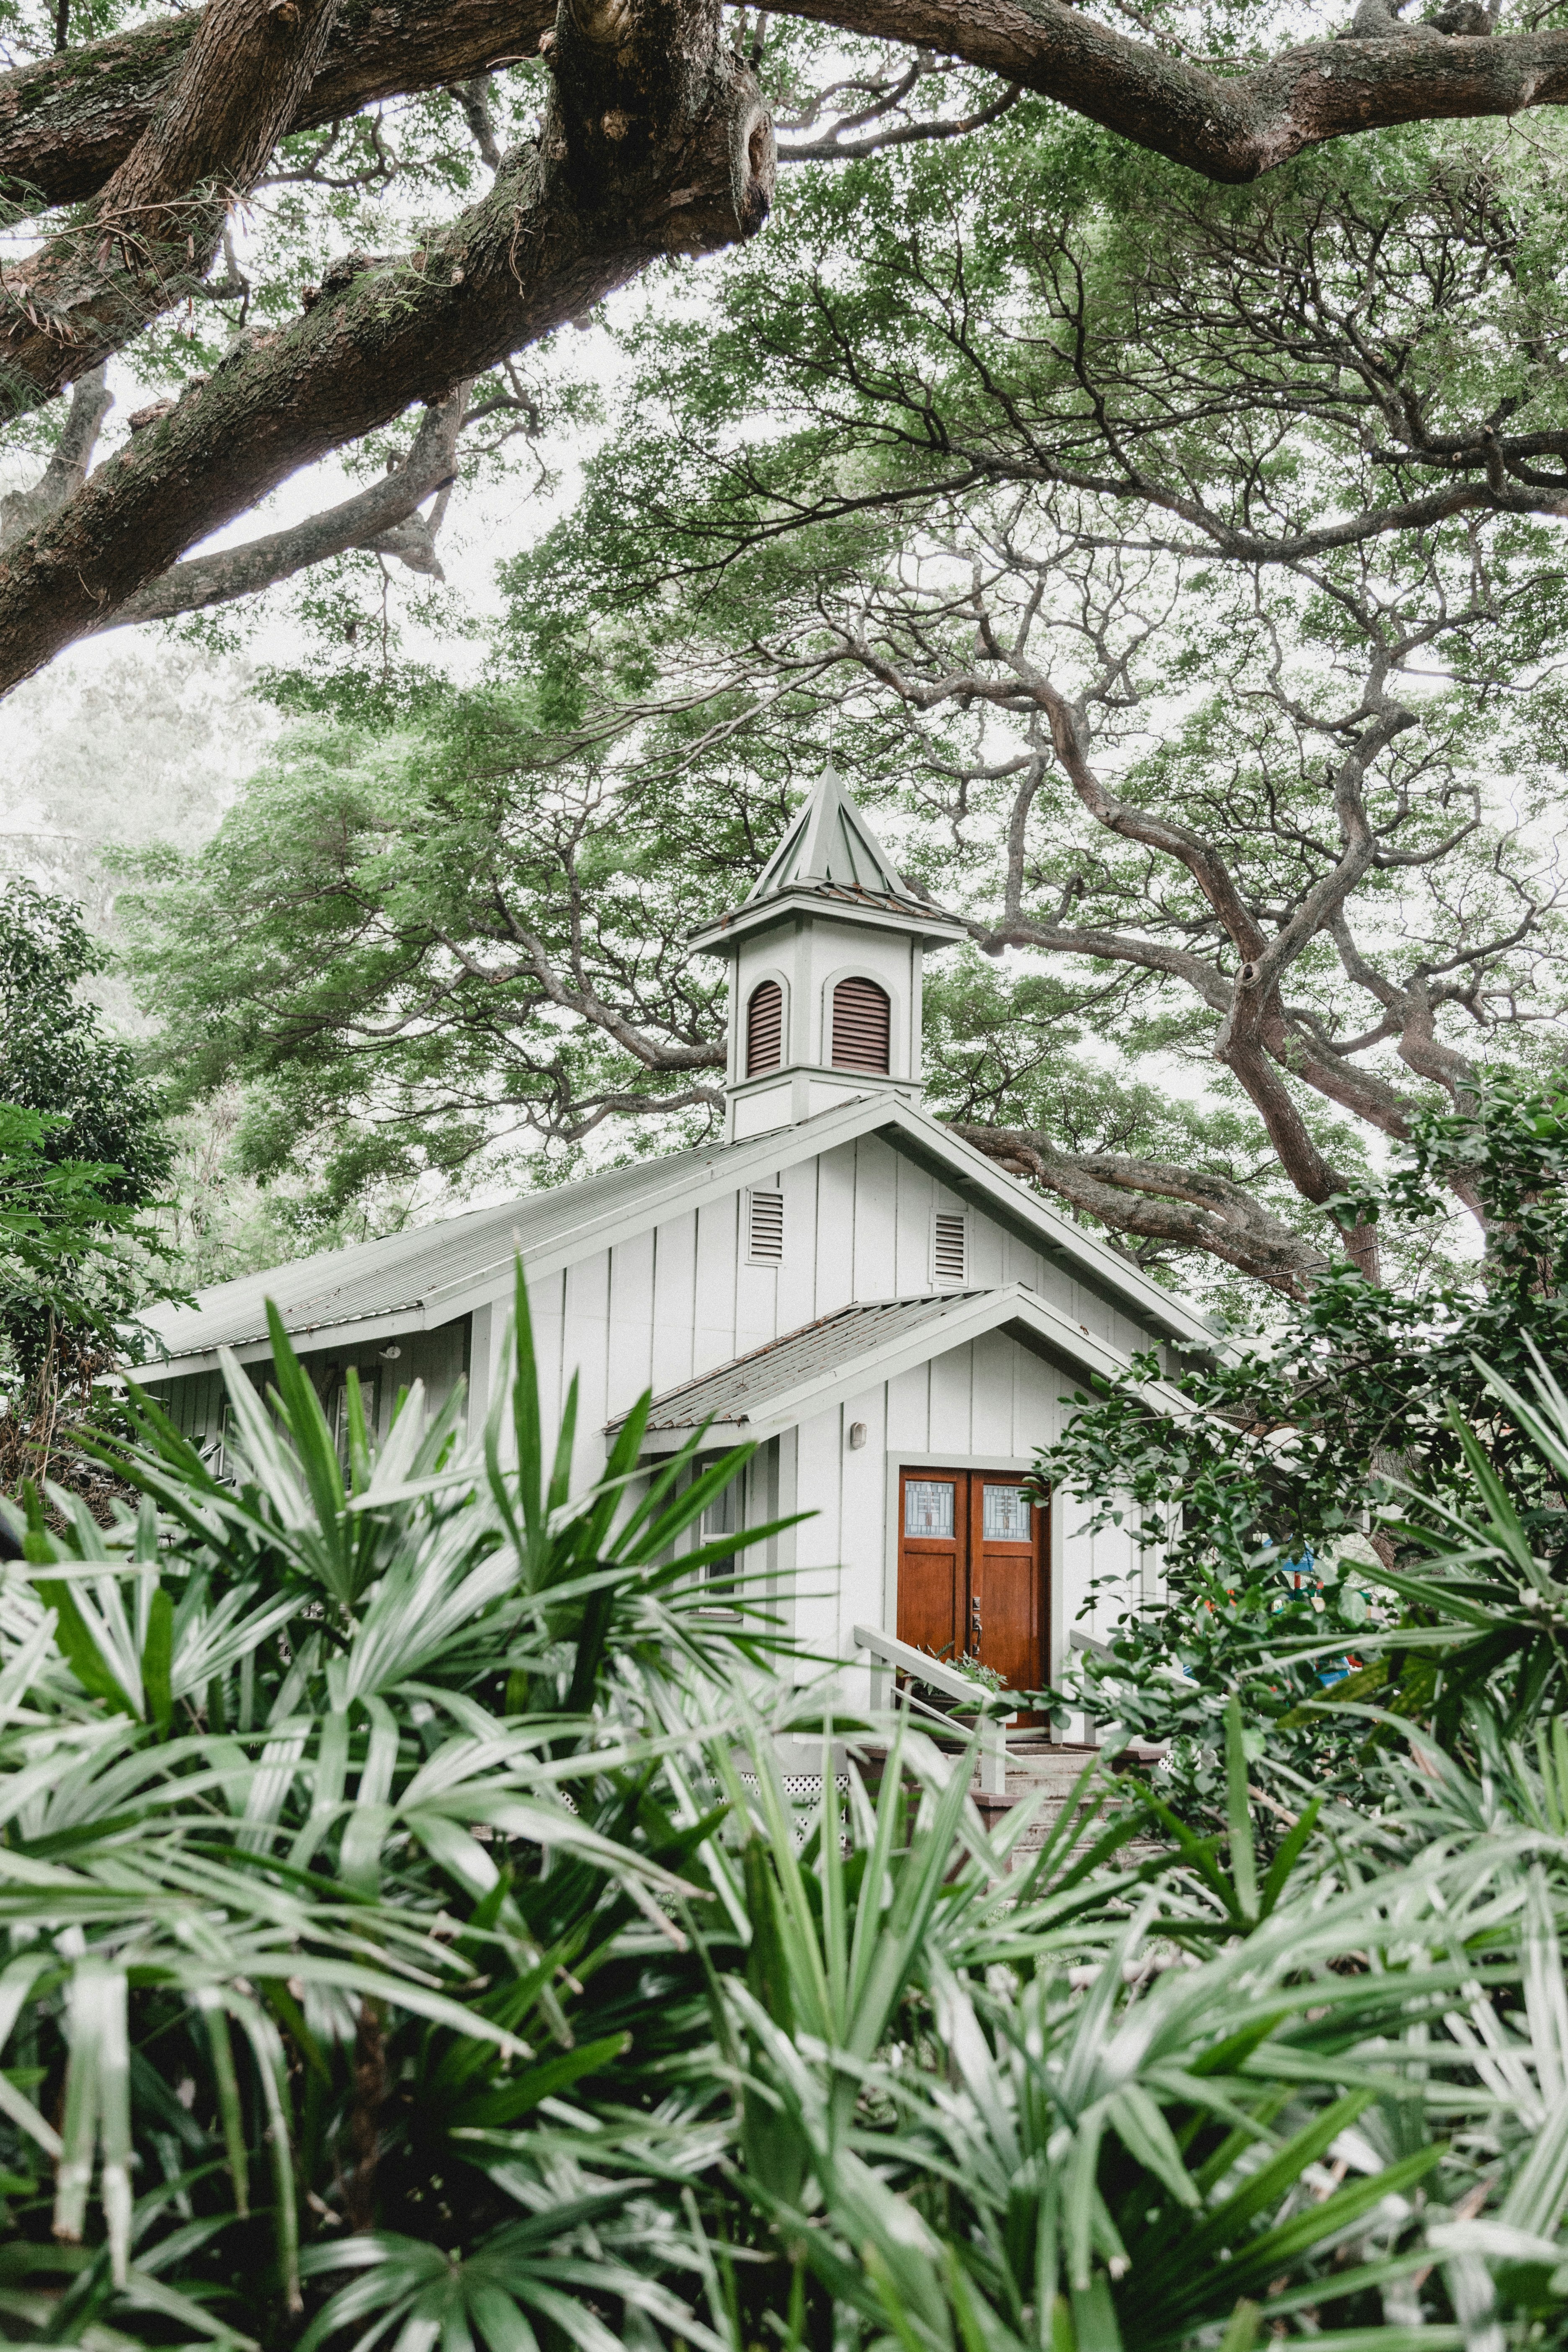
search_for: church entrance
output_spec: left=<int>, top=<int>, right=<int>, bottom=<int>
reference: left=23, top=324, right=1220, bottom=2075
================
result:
left=895, top=1467, right=1050, bottom=1706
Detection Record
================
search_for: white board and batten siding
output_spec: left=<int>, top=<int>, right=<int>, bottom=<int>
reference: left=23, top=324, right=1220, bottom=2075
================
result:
left=137, top=767, right=1204, bottom=1733
left=500, top=1131, right=1163, bottom=1705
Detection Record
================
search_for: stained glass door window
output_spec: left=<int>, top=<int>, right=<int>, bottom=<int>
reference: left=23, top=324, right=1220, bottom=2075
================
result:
left=982, top=1484, right=1032, bottom=1542
left=904, top=1479, right=956, bottom=1538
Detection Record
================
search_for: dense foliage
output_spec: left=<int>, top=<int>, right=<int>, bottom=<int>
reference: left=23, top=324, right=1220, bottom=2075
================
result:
left=0, top=883, right=170, bottom=1217
left=0, top=1264, right=1564, bottom=2349
left=0, top=883, right=179, bottom=1506
left=0, top=1105, right=168, bottom=1387
left=116, top=111, right=1568, bottom=1311
left=1043, top=1070, right=1568, bottom=1821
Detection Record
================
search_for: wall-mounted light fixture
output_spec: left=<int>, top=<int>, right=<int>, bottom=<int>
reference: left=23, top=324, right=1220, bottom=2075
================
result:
left=847, top=1421, right=867, bottom=1449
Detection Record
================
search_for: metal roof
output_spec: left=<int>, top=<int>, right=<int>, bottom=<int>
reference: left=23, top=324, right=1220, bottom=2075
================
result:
left=611, top=1280, right=1200, bottom=1450
left=624, top=1293, right=991, bottom=1432
left=747, top=765, right=924, bottom=905
left=687, top=768, right=965, bottom=956
left=139, top=1138, right=725, bottom=1363
left=142, top=1093, right=1219, bottom=1377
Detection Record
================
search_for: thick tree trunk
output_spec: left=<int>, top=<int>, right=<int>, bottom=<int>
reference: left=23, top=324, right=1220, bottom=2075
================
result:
left=774, top=0, right=1568, bottom=179
left=5, top=0, right=1568, bottom=213
left=0, top=1, right=773, bottom=691
left=0, top=0, right=545, bottom=212
left=0, top=0, right=344, bottom=413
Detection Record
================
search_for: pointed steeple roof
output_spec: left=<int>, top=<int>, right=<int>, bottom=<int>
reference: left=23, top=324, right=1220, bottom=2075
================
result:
left=748, top=764, right=909, bottom=903
left=689, top=766, right=964, bottom=955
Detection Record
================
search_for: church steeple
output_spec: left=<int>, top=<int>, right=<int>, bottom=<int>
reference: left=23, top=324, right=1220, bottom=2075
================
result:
left=689, top=767, right=965, bottom=1141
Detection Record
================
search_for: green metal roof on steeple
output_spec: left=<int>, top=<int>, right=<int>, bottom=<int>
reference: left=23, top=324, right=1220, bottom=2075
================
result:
left=747, top=763, right=914, bottom=903
left=689, top=766, right=965, bottom=957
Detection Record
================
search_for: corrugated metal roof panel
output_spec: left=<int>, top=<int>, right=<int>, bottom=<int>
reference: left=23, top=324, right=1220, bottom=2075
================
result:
left=140, top=1133, right=731, bottom=1359
left=617, top=1292, right=989, bottom=1431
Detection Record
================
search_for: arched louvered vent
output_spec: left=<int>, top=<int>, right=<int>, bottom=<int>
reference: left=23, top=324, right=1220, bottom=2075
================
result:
left=831, top=977, right=891, bottom=1074
left=746, top=980, right=783, bottom=1076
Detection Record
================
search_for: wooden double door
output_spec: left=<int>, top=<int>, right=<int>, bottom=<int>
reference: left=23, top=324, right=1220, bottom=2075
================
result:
left=896, top=1467, right=1050, bottom=1703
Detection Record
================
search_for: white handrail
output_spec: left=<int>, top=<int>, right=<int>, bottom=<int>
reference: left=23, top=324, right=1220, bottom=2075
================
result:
left=852, top=1623, right=1014, bottom=1796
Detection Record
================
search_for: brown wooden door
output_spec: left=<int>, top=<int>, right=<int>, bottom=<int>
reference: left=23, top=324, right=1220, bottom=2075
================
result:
left=896, top=1468, right=1050, bottom=1699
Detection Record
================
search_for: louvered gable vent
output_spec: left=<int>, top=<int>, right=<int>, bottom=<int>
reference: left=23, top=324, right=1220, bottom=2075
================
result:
left=746, top=980, right=783, bottom=1075
left=830, top=977, right=890, bottom=1073
left=748, top=1187, right=784, bottom=1263
left=933, top=1212, right=967, bottom=1285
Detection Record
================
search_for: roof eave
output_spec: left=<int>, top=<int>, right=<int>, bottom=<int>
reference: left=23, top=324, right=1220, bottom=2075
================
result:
left=688, top=890, right=967, bottom=957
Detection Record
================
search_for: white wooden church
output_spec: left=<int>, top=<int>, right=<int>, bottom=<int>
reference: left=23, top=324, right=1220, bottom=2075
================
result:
left=143, top=771, right=1210, bottom=1717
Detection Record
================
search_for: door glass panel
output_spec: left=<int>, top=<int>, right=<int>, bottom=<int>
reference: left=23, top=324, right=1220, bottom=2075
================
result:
left=905, top=1479, right=956, bottom=1538
left=983, top=1483, right=1032, bottom=1542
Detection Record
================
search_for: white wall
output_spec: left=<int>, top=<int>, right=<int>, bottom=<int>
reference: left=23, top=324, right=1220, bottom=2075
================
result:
left=521, top=1134, right=1158, bottom=1474
left=410, top=1134, right=1155, bottom=1718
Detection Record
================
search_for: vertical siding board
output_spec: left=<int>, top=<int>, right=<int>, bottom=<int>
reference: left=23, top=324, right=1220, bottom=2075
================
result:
left=850, top=1137, right=898, bottom=1302
left=812, top=1145, right=857, bottom=1319
left=649, top=1212, right=697, bottom=1396
left=1014, top=1349, right=1059, bottom=1473
left=970, top=1329, right=1014, bottom=1457
left=693, top=1198, right=740, bottom=1378
left=792, top=1405, right=843, bottom=1664
left=837, top=1384, right=886, bottom=1655
left=1031, top=1255, right=1076, bottom=1314
left=560, top=1254, right=610, bottom=1486
left=967, top=1202, right=1006, bottom=1289
left=774, top=1160, right=816, bottom=1335
left=885, top=1364, right=930, bottom=1455
left=893, top=1154, right=932, bottom=1295
left=928, top=1340, right=973, bottom=1457
left=525, top=1267, right=568, bottom=1466
left=606, top=1232, right=656, bottom=1427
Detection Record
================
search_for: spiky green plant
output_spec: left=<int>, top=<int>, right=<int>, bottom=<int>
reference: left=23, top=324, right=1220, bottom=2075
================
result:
left=3, top=1297, right=1568, bottom=2352
left=0, top=1265, right=798, bottom=2349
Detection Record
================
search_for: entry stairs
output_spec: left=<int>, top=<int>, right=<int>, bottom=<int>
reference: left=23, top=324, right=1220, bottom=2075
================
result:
left=853, top=1623, right=1166, bottom=1873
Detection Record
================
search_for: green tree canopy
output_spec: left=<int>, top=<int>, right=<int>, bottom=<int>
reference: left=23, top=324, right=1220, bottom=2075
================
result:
left=123, top=115, right=1568, bottom=1308
left=0, top=883, right=171, bottom=1208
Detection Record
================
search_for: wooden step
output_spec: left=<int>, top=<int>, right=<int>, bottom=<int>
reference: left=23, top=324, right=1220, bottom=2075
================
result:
left=969, top=1744, right=1166, bottom=1872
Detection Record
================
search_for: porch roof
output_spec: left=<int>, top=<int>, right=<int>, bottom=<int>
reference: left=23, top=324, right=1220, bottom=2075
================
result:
left=609, top=1281, right=1193, bottom=1452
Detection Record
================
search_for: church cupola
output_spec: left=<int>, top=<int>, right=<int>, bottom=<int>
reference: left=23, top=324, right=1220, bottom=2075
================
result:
left=688, top=767, right=966, bottom=1141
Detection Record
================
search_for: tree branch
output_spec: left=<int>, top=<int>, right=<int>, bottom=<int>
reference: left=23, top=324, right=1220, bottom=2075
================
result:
left=779, top=77, right=1024, bottom=160
left=0, top=8, right=775, bottom=691
left=0, top=363, right=111, bottom=547
left=98, top=381, right=469, bottom=627
left=950, top=1120, right=1333, bottom=1292
left=6, top=0, right=1568, bottom=232
left=0, top=0, right=544, bottom=213
left=768, top=0, right=1568, bottom=181
left=0, top=0, right=346, bottom=415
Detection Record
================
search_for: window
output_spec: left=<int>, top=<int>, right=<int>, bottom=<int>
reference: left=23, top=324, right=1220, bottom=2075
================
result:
left=748, top=1186, right=784, bottom=1263
left=933, top=1211, right=967, bottom=1286
left=830, top=976, right=890, bottom=1073
left=983, top=1483, right=1032, bottom=1541
left=696, top=1452, right=742, bottom=1586
left=746, top=979, right=783, bottom=1075
left=904, top=1478, right=956, bottom=1538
